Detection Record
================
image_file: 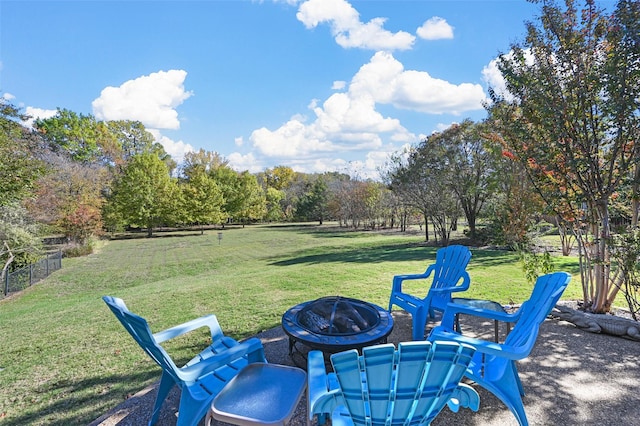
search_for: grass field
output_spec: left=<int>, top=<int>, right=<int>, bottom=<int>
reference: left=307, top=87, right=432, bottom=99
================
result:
left=0, top=223, right=583, bottom=425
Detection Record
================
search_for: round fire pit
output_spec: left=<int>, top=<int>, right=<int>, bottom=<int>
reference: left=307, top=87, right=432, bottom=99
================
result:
left=281, top=296, right=394, bottom=358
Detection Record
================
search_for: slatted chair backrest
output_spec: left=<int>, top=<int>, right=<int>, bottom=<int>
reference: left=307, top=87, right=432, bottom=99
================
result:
left=429, top=245, right=472, bottom=307
left=330, top=341, right=476, bottom=426
left=103, top=296, right=184, bottom=383
left=503, top=272, right=571, bottom=356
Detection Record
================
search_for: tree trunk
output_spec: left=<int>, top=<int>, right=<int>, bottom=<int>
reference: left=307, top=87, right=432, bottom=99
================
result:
left=423, top=215, right=429, bottom=242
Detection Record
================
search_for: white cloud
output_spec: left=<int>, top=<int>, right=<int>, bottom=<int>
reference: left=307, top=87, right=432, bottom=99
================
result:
left=296, top=0, right=415, bottom=51
left=332, top=80, right=346, bottom=90
left=146, top=129, right=194, bottom=164
left=227, top=152, right=263, bottom=173
left=247, top=51, right=487, bottom=178
left=352, top=51, right=487, bottom=114
left=92, top=70, right=193, bottom=130
left=417, top=17, right=454, bottom=40
left=250, top=116, right=336, bottom=157
left=482, top=56, right=510, bottom=101
left=2, top=92, right=15, bottom=101
left=234, top=136, right=244, bottom=147
left=22, top=106, right=57, bottom=128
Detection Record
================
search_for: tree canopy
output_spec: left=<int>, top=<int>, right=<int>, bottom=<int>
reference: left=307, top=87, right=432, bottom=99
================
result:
left=488, top=0, right=640, bottom=312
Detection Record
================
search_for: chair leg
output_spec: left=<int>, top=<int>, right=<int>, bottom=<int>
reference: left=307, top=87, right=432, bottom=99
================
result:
left=471, top=363, right=529, bottom=426
left=149, top=373, right=175, bottom=426
left=411, top=307, right=428, bottom=341
left=388, top=297, right=396, bottom=312
left=175, top=390, right=212, bottom=426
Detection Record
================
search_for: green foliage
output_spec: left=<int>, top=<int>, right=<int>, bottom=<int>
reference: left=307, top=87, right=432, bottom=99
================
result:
left=388, top=137, right=461, bottom=243
left=181, top=148, right=229, bottom=177
left=0, top=99, right=46, bottom=206
left=432, top=119, right=496, bottom=236
left=610, top=227, right=640, bottom=320
left=487, top=0, right=640, bottom=312
left=180, top=170, right=225, bottom=230
left=516, top=245, right=554, bottom=284
left=105, top=120, right=175, bottom=172
left=265, top=187, right=285, bottom=221
left=0, top=203, right=43, bottom=269
left=262, top=165, right=295, bottom=190
left=295, top=178, right=329, bottom=224
left=106, top=152, right=179, bottom=236
left=212, top=167, right=266, bottom=223
left=35, top=108, right=107, bottom=163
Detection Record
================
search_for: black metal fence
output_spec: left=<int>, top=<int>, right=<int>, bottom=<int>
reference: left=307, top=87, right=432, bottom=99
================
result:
left=3, top=251, right=62, bottom=297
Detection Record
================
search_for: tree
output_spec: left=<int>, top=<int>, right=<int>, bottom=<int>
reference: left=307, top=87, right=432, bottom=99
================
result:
left=180, top=170, right=224, bottom=234
left=0, top=203, right=42, bottom=274
left=263, top=166, right=295, bottom=191
left=265, top=187, right=285, bottom=222
left=105, top=120, right=168, bottom=168
left=0, top=99, right=46, bottom=206
left=26, top=151, right=109, bottom=242
left=181, top=149, right=229, bottom=177
left=296, top=178, right=329, bottom=224
left=387, top=137, right=462, bottom=245
left=35, top=109, right=108, bottom=163
left=433, top=119, right=495, bottom=237
left=57, top=202, right=103, bottom=244
left=235, top=171, right=267, bottom=224
left=488, top=0, right=640, bottom=313
left=210, top=166, right=266, bottom=225
left=107, top=152, right=179, bottom=237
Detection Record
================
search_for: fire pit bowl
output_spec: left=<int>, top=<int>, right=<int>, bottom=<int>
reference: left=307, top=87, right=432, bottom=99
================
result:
left=281, top=296, right=394, bottom=358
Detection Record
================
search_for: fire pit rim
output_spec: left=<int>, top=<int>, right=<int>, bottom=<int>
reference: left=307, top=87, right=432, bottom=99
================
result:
left=281, top=296, right=394, bottom=354
left=297, top=295, right=381, bottom=336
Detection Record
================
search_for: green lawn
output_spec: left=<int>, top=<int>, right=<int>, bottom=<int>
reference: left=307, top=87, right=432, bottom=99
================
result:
left=0, top=223, right=582, bottom=425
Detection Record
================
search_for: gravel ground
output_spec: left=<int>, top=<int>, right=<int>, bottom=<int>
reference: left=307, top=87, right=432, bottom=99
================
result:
left=90, top=308, right=640, bottom=426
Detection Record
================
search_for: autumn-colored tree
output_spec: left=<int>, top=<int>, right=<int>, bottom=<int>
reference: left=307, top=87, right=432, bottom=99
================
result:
left=488, top=0, right=640, bottom=313
left=57, top=202, right=103, bottom=243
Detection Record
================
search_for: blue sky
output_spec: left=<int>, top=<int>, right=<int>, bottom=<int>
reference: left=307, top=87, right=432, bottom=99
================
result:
left=2, top=0, right=554, bottom=178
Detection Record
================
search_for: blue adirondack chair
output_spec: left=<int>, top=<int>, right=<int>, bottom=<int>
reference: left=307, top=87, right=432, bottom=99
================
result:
left=427, top=271, right=572, bottom=426
left=103, top=296, right=267, bottom=426
left=388, top=245, right=472, bottom=340
left=308, top=341, right=480, bottom=426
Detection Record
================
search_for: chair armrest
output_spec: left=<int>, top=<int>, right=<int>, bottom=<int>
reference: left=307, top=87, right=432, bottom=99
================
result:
left=153, top=314, right=222, bottom=343
left=308, top=351, right=342, bottom=423
left=440, top=302, right=521, bottom=330
left=446, top=383, right=480, bottom=413
left=178, top=337, right=266, bottom=382
left=391, top=265, right=434, bottom=292
left=429, top=271, right=471, bottom=294
left=429, top=328, right=529, bottom=360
